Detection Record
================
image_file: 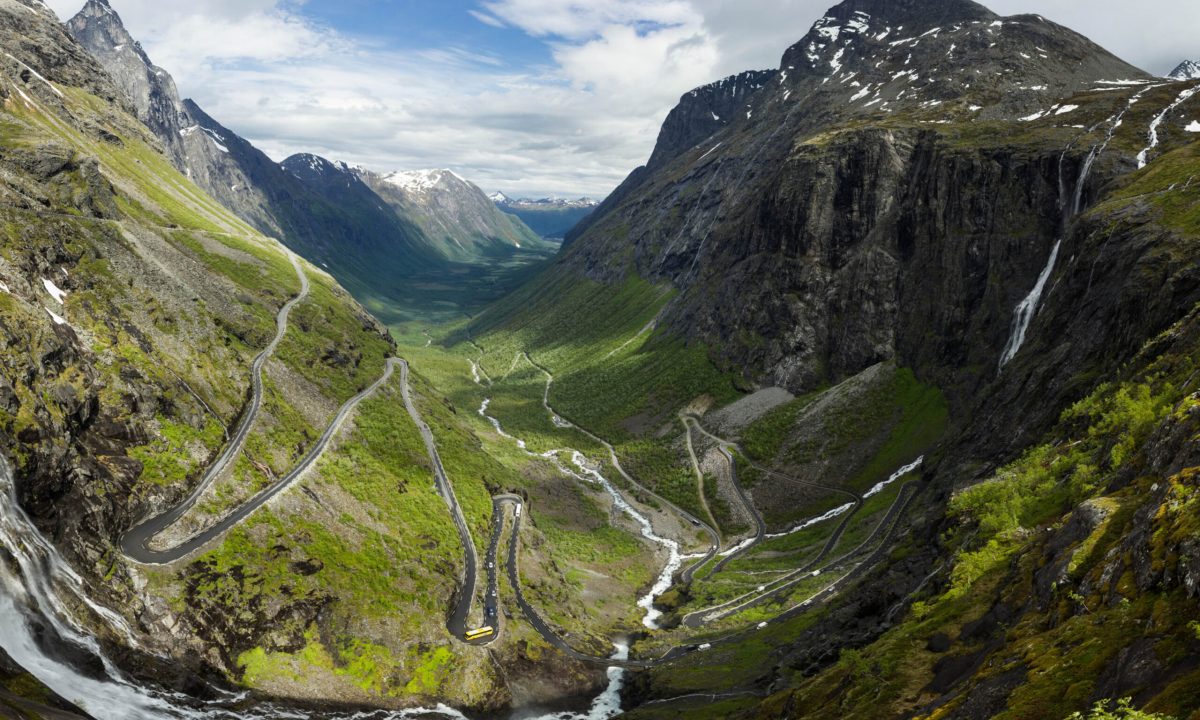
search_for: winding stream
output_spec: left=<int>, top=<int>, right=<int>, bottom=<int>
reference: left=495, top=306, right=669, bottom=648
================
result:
left=475, top=398, right=683, bottom=631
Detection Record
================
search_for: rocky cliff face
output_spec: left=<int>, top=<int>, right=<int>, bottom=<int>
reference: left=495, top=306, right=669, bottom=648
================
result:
left=65, top=0, right=181, bottom=153
left=66, top=0, right=291, bottom=238
left=647, top=69, right=778, bottom=170
left=556, top=0, right=1160, bottom=413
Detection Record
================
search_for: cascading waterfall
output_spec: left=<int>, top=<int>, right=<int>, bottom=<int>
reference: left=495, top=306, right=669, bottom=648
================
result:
left=998, top=239, right=1062, bottom=368
left=0, top=455, right=624, bottom=720
left=1136, top=83, right=1200, bottom=169
left=998, top=87, right=1158, bottom=370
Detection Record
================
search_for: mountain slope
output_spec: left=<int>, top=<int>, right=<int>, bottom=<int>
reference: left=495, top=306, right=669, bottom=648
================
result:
left=1169, top=59, right=1200, bottom=80
left=465, top=0, right=1200, bottom=717
left=0, top=2, right=629, bottom=715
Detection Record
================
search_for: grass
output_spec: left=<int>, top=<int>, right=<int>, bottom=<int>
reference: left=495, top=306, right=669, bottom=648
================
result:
left=127, top=416, right=225, bottom=488
left=464, top=267, right=740, bottom=440
left=648, top=299, right=1200, bottom=719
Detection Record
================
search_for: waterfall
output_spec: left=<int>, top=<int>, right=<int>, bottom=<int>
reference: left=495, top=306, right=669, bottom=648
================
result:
left=997, top=87, right=1157, bottom=370
left=0, top=456, right=622, bottom=719
left=998, top=240, right=1061, bottom=369
left=0, top=458, right=210, bottom=719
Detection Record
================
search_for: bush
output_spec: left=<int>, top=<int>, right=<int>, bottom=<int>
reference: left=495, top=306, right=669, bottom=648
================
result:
left=1066, top=698, right=1175, bottom=720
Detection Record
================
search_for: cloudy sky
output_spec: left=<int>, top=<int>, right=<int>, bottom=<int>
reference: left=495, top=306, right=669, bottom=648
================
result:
left=42, top=0, right=1199, bottom=198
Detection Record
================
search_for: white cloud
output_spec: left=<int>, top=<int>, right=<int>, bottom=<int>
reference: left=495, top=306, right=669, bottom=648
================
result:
left=39, top=0, right=1200, bottom=199
left=467, top=9, right=507, bottom=29
left=481, top=0, right=701, bottom=40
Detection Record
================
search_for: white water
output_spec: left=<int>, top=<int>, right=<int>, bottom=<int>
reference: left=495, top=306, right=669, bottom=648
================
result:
left=765, top=502, right=855, bottom=540
left=524, top=644, right=628, bottom=720
left=1137, top=83, right=1200, bottom=169
left=478, top=399, right=526, bottom=449
left=476, top=395, right=682, bottom=630
left=1000, top=86, right=1164, bottom=370
left=862, top=457, right=924, bottom=499
left=0, top=455, right=629, bottom=719
left=566, top=452, right=683, bottom=630
left=998, top=239, right=1061, bottom=368
left=764, top=456, right=923, bottom=540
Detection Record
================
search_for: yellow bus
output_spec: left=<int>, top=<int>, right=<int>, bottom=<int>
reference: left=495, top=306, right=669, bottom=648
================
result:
left=465, top=627, right=494, bottom=641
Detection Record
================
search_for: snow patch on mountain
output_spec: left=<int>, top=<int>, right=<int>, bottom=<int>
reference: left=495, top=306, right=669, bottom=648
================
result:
left=1168, top=60, right=1200, bottom=80
left=383, top=169, right=465, bottom=195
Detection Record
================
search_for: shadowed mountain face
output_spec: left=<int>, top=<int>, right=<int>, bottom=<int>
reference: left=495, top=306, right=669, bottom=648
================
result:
left=469, top=0, right=1200, bottom=715
left=554, top=0, right=1149, bottom=402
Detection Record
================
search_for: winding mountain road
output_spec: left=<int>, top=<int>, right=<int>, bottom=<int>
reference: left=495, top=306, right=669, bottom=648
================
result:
left=676, top=417, right=924, bottom=627
left=397, top=360, right=491, bottom=645
left=121, top=254, right=400, bottom=566
left=519, top=353, right=721, bottom=583
left=453, top=344, right=925, bottom=668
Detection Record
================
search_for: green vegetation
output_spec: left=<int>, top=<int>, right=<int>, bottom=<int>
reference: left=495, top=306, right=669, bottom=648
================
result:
left=646, top=301, right=1200, bottom=718
left=276, top=274, right=392, bottom=401
left=950, top=380, right=1176, bottom=545
left=621, top=439, right=708, bottom=520
left=465, top=268, right=739, bottom=439
left=740, top=391, right=820, bottom=461
left=127, top=417, right=225, bottom=488
left=1066, top=699, right=1175, bottom=720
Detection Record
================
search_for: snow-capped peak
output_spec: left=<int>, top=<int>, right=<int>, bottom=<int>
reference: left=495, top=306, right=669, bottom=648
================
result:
left=488, top=191, right=510, bottom=204
left=1169, top=60, right=1200, bottom=80
left=382, top=169, right=465, bottom=194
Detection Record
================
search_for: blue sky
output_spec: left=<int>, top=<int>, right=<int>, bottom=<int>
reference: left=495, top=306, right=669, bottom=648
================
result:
left=299, top=0, right=554, bottom=67
left=42, top=0, right=1200, bottom=199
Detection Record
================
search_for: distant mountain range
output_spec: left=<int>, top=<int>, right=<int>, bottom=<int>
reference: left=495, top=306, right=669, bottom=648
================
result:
left=66, top=0, right=550, bottom=322
left=488, top=193, right=598, bottom=239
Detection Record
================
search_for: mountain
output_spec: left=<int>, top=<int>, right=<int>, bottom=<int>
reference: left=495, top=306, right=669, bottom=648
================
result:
left=544, top=0, right=1152, bottom=399
left=354, top=166, right=546, bottom=259
left=65, top=0, right=547, bottom=324
left=0, top=1, right=618, bottom=713
left=463, top=0, right=1200, bottom=717
left=64, top=0, right=445, bottom=304
left=490, top=194, right=598, bottom=239
left=1169, top=59, right=1200, bottom=79
left=7, top=0, right=1200, bottom=718
left=65, top=0, right=288, bottom=236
